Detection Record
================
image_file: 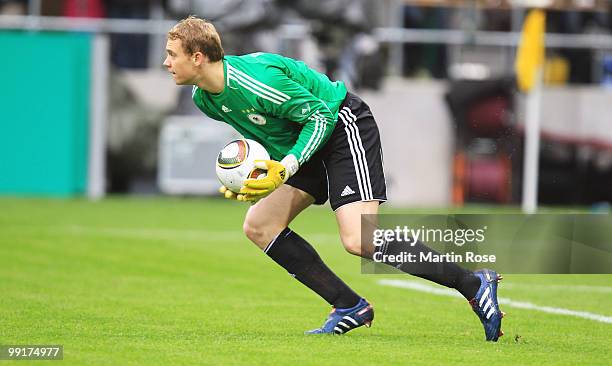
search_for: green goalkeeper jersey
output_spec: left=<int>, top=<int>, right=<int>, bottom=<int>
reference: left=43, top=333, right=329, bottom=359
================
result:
left=192, top=52, right=347, bottom=165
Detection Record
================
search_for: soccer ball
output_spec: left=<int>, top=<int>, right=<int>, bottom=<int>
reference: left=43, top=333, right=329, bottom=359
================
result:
left=215, top=139, right=270, bottom=193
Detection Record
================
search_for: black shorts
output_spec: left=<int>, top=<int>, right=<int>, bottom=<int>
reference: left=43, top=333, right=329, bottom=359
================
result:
left=286, top=92, right=387, bottom=211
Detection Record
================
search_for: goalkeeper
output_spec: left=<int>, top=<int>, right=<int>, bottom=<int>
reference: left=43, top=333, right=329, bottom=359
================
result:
left=163, top=16, right=504, bottom=341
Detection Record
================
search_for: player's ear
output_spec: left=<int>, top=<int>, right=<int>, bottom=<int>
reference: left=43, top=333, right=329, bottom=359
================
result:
left=192, top=51, right=206, bottom=66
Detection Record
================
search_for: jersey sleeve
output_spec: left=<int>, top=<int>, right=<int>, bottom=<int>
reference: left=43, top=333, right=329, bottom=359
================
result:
left=256, top=67, right=336, bottom=166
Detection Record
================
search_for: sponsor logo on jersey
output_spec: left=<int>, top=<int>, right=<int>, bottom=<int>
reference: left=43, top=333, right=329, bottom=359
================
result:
left=248, top=113, right=267, bottom=125
left=222, top=105, right=232, bottom=113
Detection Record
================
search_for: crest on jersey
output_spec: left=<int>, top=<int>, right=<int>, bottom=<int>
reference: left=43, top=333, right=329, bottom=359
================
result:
left=248, top=113, right=267, bottom=125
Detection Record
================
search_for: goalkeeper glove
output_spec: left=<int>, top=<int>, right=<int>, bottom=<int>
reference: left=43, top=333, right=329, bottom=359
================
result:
left=240, top=155, right=298, bottom=201
left=219, top=185, right=246, bottom=201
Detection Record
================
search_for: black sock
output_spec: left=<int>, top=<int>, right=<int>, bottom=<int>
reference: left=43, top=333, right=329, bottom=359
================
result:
left=377, top=239, right=481, bottom=300
left=264, top=227, right=361, bottom=309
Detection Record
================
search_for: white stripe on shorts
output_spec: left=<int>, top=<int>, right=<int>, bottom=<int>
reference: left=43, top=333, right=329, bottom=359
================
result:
left=343, top=107, right=373, bottom=199
left=338, top=110, right=365, bottom=200
left=338, top=108, right=372, bottom=200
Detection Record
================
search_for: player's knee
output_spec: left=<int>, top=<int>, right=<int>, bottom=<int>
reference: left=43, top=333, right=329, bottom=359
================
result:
left=243, top=218, right=283, bottom=249
left=243, top=219, right=266, bottom=247
left=341, top=232, right=376, bottom=258
left=341, top=234, right=365, bottom=257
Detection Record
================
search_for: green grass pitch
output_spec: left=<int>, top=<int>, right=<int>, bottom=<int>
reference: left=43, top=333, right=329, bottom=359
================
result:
left=1, top=197, right=611, bottom=365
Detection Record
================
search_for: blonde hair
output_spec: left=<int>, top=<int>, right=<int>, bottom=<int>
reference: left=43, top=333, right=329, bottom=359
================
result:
left=167, top=16, right=224, bottom=61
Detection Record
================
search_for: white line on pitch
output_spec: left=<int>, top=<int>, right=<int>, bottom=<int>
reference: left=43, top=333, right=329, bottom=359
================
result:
left=501, top=283, right=612, bottom=294
left=378, top=279, right=612, bottom=324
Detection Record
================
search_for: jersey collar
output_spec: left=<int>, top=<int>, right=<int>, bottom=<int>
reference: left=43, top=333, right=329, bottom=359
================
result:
left=207, top=58, right=229, bottom=99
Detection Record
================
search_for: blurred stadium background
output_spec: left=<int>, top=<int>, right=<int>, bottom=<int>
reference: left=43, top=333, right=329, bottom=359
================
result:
left=1, top=1, right=611, bottom=364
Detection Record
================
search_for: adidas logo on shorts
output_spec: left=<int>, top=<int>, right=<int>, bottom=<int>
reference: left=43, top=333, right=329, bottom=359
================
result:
left=341, top=185, right=356, bottom=197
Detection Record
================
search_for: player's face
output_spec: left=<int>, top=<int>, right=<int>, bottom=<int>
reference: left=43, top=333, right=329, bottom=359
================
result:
left=163, top=39, right=196, bottom=85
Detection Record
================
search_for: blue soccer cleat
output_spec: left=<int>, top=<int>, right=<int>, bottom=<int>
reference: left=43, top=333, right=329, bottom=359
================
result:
left=469, top=269, right=506, bottom=342
left=305, top=298, right=374, bottom=335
